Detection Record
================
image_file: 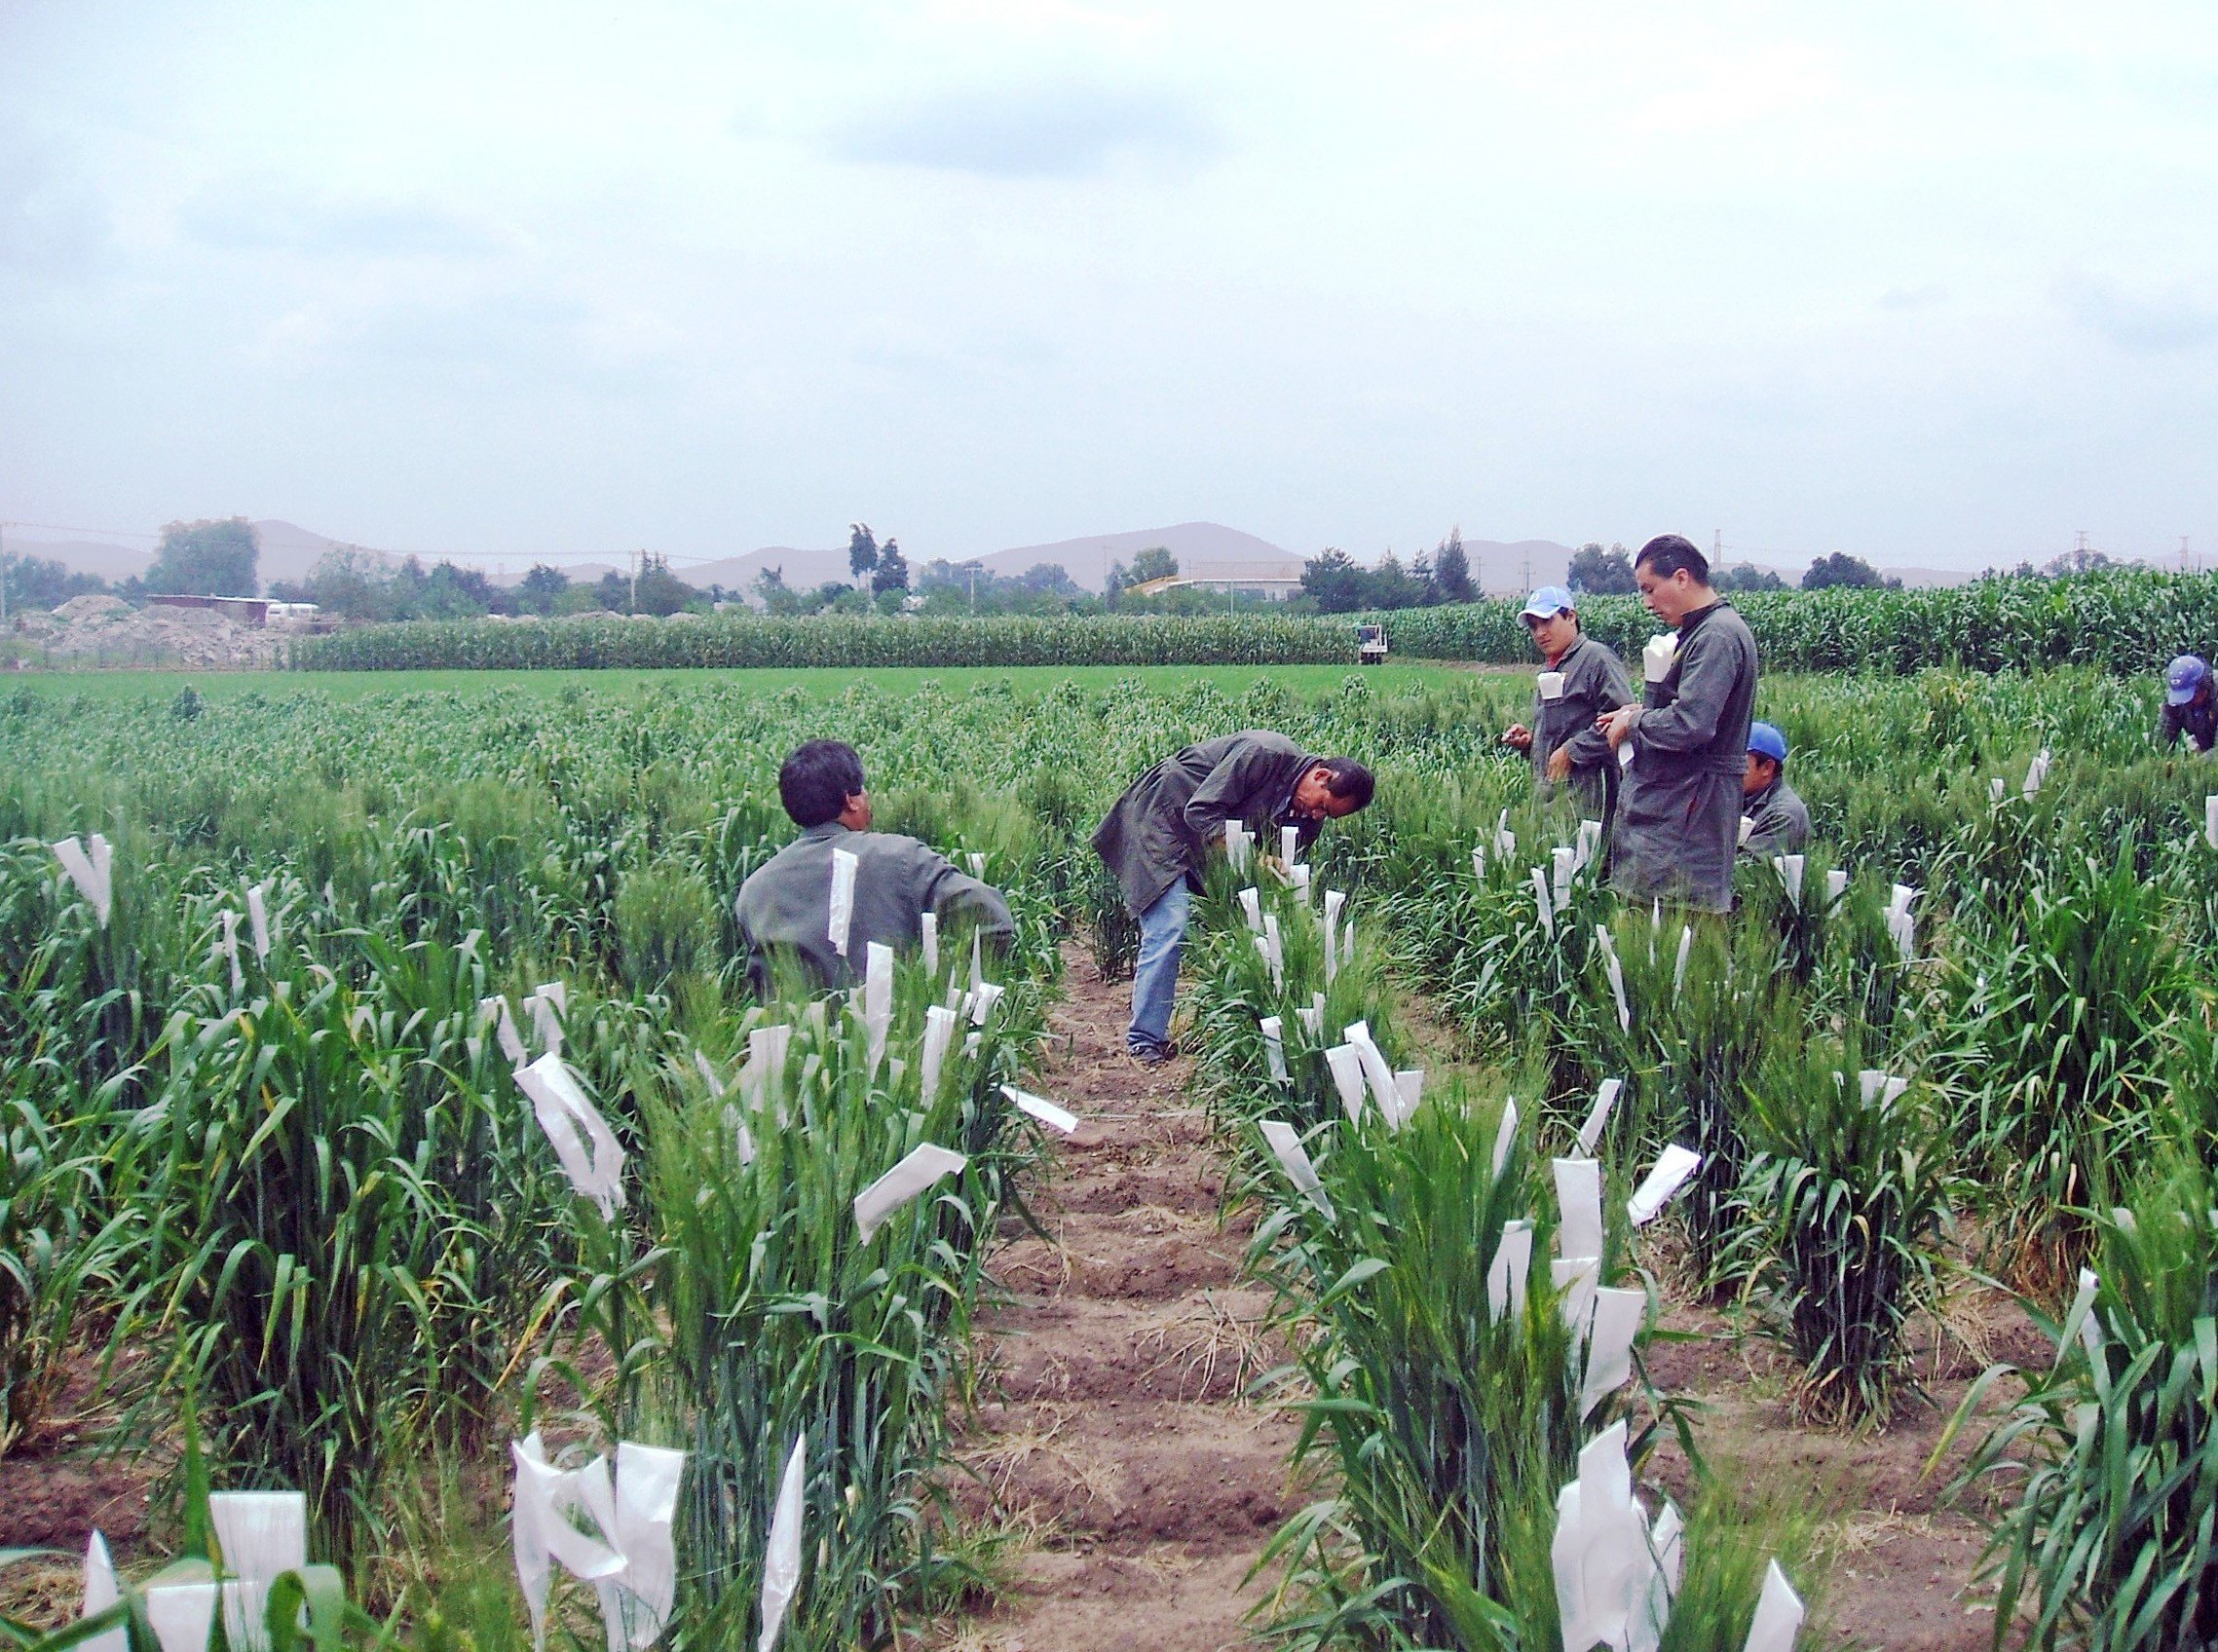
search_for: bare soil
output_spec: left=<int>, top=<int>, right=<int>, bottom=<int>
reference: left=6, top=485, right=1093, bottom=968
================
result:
left=935, top=949, right=2035, bottom=1650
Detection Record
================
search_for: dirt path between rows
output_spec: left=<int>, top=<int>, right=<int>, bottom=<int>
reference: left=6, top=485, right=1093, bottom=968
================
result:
left=939, top=946, right=1293, bottom=1651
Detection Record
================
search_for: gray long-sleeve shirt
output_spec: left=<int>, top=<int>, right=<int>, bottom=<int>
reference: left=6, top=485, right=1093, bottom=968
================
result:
left=1091, top=730, right=1318, bottom=917
left=733, top=821, right=1013, bottom=996
left=1611, top=600, right=1759, bottom=913
left=1739, top=775, right=1810, bottom=862
left=1531, top=634, right=1634, bottom=815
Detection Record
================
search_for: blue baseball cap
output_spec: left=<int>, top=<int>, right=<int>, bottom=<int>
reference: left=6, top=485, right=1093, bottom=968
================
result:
left=1748, top=721, right=1788, bottom=763
left=2165, top=655, right=2209, bottom=706
left=1521, top=585, right=1577, bottom=620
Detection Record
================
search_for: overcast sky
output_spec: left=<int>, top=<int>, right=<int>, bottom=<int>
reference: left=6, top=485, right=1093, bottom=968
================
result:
left=3, top=1, right=2214, bottom=572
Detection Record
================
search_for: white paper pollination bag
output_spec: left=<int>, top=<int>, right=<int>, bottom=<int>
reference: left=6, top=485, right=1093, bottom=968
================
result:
left=509, top=1431, right=688, bottom=1652
left=52, top=833, right=114, bottom=925
left=515, top=1052, right=627, bottom=1219
left=853, top=1143, right=968, bottom=1242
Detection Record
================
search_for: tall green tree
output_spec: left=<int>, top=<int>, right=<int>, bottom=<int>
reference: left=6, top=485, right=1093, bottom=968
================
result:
left=516, top=563, right=572, bottom=616
left=1128, top=545, right=1179, bottom=584
left=1567, top=542, right=1636, bottom=594
left=1433, top=528, right=1476, bottom=602
left=1300, top=547, right=1369, bottom=613
left=1802, top=551, right=1888, bottom=590
left=871, top=539, right=909, bottom=595
left=146, top=517, right=259, bottom=596
left=848, top=524, right=881, bottom=581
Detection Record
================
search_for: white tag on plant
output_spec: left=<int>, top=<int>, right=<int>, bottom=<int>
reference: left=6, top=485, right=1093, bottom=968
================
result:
left=1575, top=1079, right=1623, bottom=1157
left=2206, top=796, right=2217, bottom=851
left=1554, top=1156, right=1603, bottom=1261
left=1490, top=1098, right=1519, bottom=1180
left=80, top=1532, right=126, bottom=1652
left=853, top=1143, right=967, bottom=1242
left=758, top=1435, right=806, bottom=1652
left=1742, top=1561, right=1805, bottom=1652
left=52, top=834, right=114, bottom=925
left=966, top=850, right=986, bottom=878
left=1553, top=845, right=1576, bottom=908
left=1486, top=1220, right=1532, bottom=1323
left=528, top=982, right=567, bottom=1058
left=969, top=979, right=1003, bottom=1028
left=1281, top=825, right=1299, bottom=866
left=1259, top=1119, right=1335, bottom=1221
left=1580, top=1288, right=1647, bottom=1418
left=144, top=1582, right=219, bottom=1652
left=1773, top=853, right=1804, bottom=904
left=1576, top=818, right=1602, bottom=871
left=920, top=911, right=938, bottom=976
left=1259, top=1015, right=1289, bottom=1085
left=245, top=881, right=273, bottom=961
left=218, top=908, right=244, bottom=995
left=515, top=1054, right=628, bottom=1219
left=1325, top=1044, right=1367, bottom=1122
left=602, top=1443, right=687, bottom=1652
left=1825, top=867, right=1849, bottom=905
left=1343, top=1020, right=1401, bottom=1123
left=1628, top=1145, right=1703, bottom=1225
left=1553, top=1256, right=1600, bottom=1335
left=1238, top=887, right=1263, bottom=932
left=920, top=1005, right=957, bottom=1104
left=863, top=943, right=894, bottom=1073
left=1392, top=1070, right=1423, bottom=1126
left=1531, top=866, right=1555, bottom=937
left=1472, top=844, right=1486, bottom=881
left=827, top=848, right=858, bottom=957
left=1001, top=1085, right=1079, bottom=1135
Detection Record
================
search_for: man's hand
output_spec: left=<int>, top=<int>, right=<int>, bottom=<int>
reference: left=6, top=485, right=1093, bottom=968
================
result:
left=1599, top=705, right=1637, bottom=751
left=1500, top=724, right=1533, bottom=751
left=1545, top=747, right=1573, bottom=782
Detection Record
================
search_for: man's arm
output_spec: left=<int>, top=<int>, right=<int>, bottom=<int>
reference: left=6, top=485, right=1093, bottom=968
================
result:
left=912, top=849, right=1016, bottom=941
left=1630, top=626, right=1747, bottom=755
left=1182, top=737, right=1292, bottom=845
left=2159, top=703, right=2185, bottom=749
left=1556, top=649, right=1634, bottom=770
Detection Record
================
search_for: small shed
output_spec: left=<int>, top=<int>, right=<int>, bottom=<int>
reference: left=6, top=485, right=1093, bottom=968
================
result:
left=1357, top=622, right=1388, bottom=665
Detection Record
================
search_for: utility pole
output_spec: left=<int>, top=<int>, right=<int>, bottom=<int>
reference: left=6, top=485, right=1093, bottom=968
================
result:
left=0, top=520, right=8, bottom=626
left=630, top=549, right=642, bottom=614
left=1713, top=529, right=1722, bottom=565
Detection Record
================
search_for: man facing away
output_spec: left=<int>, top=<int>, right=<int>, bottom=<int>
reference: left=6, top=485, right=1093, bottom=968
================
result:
left=1497, top=583, right=1633, bottom=820
left=733, top=738, right=1013, bottom=997
left=1093, top=731, right=1374, bottom=1066
left=1738, top=721, right=1810, bottom=862
left=1597, top=536, right=1759, bottom=914
left=2160, top=654, right=2217, bottom=755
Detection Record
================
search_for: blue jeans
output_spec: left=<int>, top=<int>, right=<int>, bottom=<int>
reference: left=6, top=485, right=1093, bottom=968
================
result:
left=1129, top=882, right=1190, bottom=1052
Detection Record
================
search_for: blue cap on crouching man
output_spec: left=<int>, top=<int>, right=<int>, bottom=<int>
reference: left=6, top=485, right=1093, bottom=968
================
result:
left=2166, top=655, right=2209, bottom=706
left=1748, top=722, right=1788, bottom=764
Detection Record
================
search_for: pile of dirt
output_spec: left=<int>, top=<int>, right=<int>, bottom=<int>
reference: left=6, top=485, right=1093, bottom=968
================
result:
left=8, top=598, right=297, bottom=668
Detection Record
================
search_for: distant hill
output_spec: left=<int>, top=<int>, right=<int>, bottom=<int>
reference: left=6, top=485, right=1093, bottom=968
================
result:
left=3, top=517, right=2017, bottom=600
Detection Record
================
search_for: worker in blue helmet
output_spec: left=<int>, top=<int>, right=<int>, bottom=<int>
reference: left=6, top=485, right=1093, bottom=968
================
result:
left=1738, top=721, right=1809, bottom=861
left=2160, top=655, right=2216, bottom=755
left=1497, top=584, right=1633, bottom=817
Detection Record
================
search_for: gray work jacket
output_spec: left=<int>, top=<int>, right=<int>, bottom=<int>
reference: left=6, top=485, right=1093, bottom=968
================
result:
left=1091, top=730, right=1318, bottom=917
left=1739, top=776, right=1811, bottom=862
left=1532, top=635, right=1634, bottom=816
left=1611, top=601, right=1759, bottom=913
left=733, top=821, right=1013, bottom=995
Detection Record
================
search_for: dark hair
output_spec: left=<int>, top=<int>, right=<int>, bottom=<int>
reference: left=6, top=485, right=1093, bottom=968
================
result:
left=1318, top=758, right=1375, bottom=810
left=778, top=738, right=866, bottom=827
left=1635, top=535, right=1710, bottom=584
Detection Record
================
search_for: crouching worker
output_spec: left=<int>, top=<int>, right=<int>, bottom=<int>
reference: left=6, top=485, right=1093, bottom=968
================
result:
left=2161, top=655, right=2217, bottom=755
left=1738, top=721, right=1810, bottom=861
left=1093, top=732, right=1374, bottom=1066
left=734, top=738, right=1013, bottom=997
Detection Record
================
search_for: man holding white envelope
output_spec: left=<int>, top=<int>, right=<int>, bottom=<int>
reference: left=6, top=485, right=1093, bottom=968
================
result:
left=1498, top=584, right=1633, bottom=819
left=1093, top=732, right=1374, bottom=1065
left=1596, top=537, right=1759, bottom=913
left=734, top=739, right=1012, bottom=996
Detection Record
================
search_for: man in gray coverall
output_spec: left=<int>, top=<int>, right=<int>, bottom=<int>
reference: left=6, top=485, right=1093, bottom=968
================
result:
left=1597, top=537, right=1759, bottom=913
left=734, top=738, right=1013, bottom=997
left=1093, top=731, right=1374, bottom=1065
left=1498, top=583, right=1633, bottom=819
